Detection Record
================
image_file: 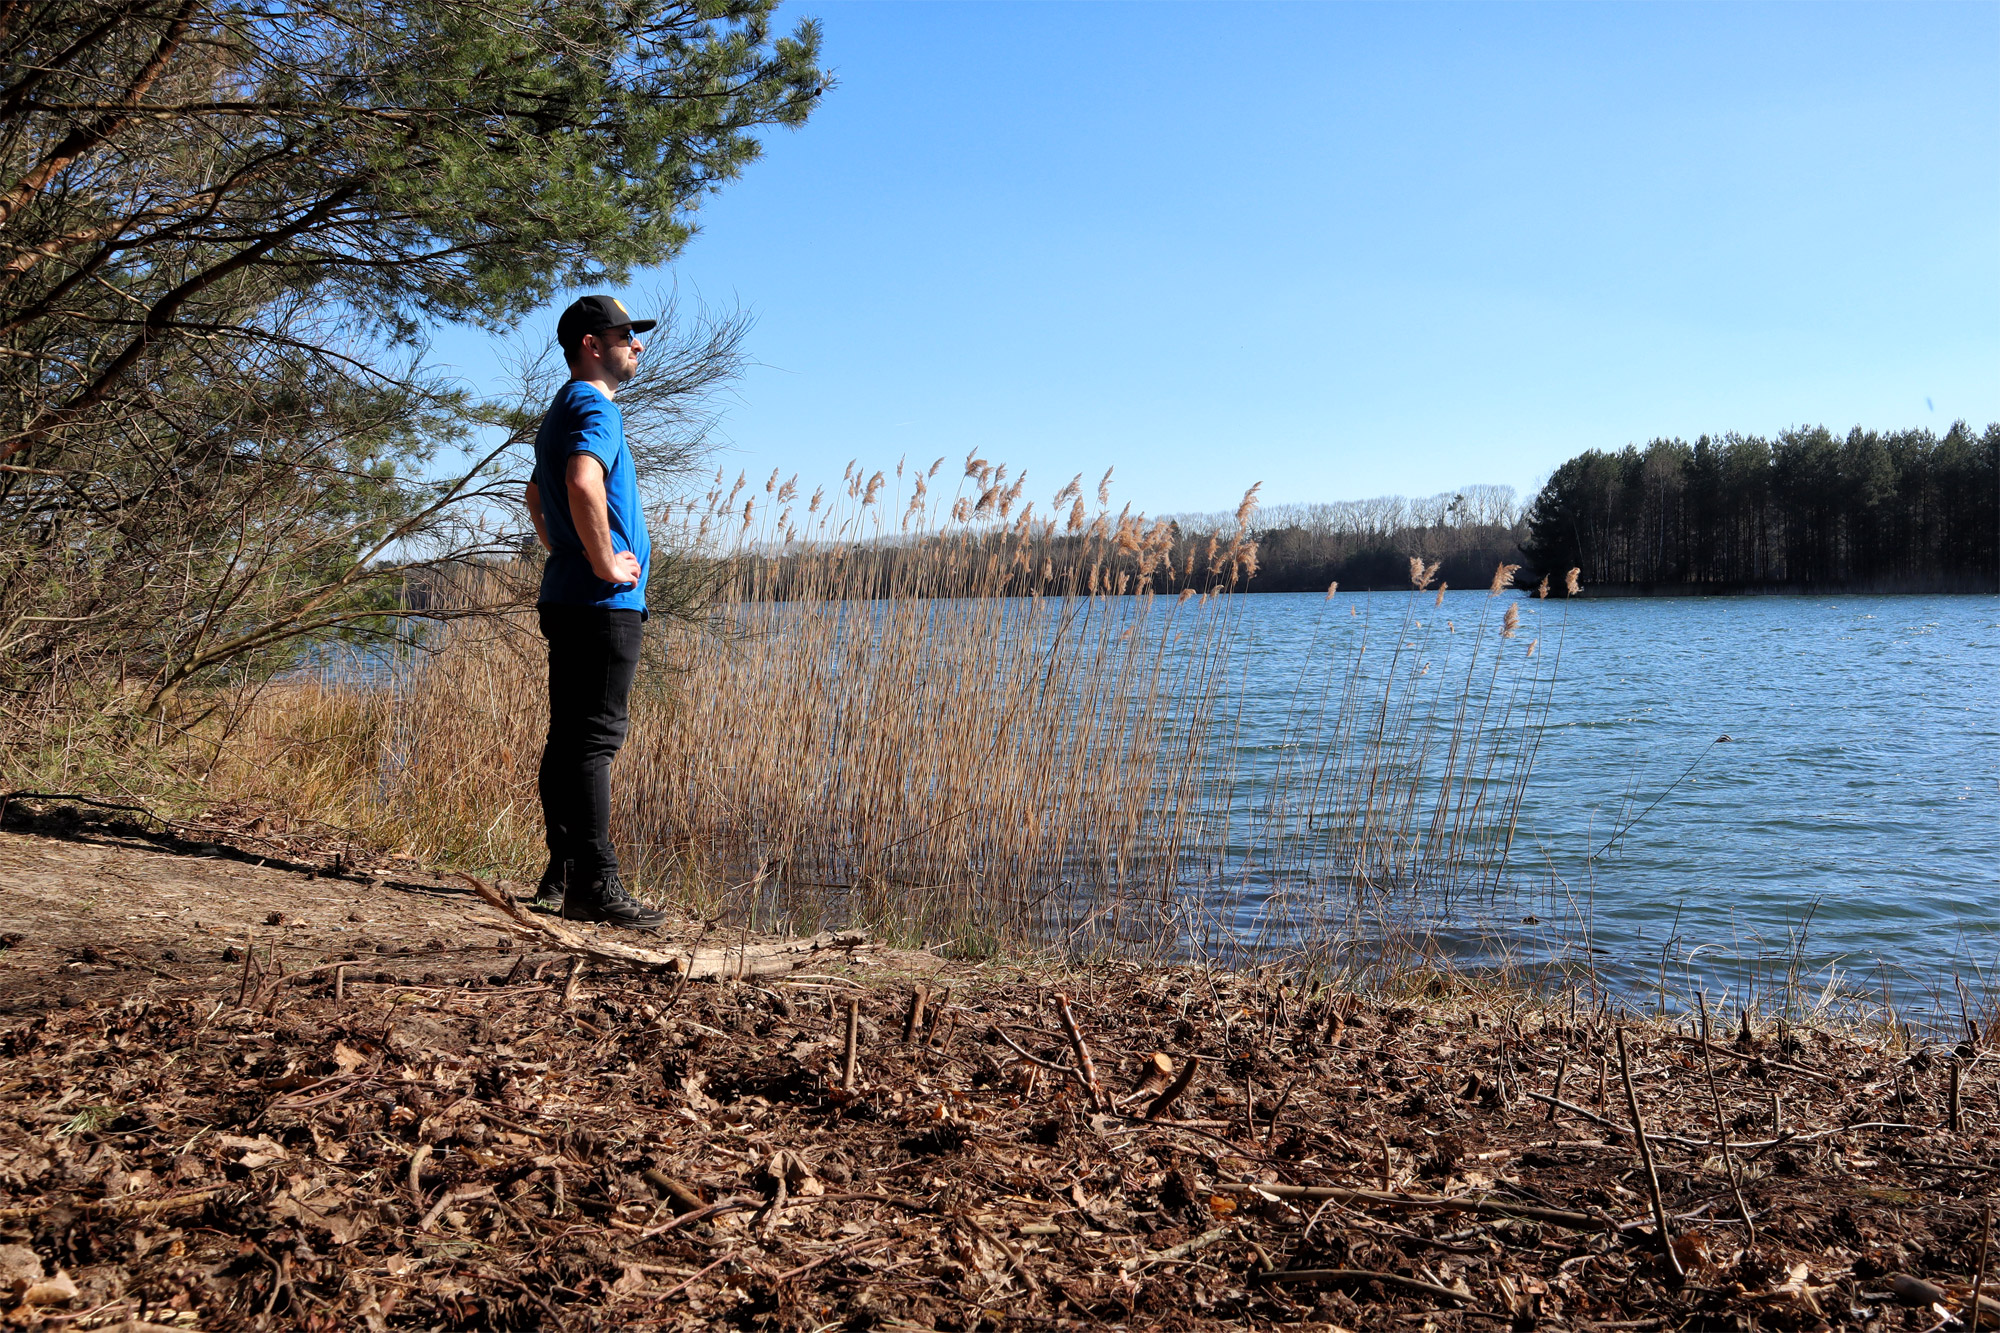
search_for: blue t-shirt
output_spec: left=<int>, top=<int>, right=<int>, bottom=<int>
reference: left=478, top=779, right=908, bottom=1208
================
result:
left=532, top=380, right=650, bottom=612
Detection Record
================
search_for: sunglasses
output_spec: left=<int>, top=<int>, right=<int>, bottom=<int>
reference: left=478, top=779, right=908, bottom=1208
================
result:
left=594, top=326, right=640, bottom=346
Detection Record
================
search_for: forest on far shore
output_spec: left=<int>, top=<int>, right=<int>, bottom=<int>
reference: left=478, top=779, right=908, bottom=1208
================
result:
left=1204, top=421, right=1998, bottom=594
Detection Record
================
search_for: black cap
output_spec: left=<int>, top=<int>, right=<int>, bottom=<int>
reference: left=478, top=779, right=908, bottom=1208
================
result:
left=556, top=294, right=657, bottom=356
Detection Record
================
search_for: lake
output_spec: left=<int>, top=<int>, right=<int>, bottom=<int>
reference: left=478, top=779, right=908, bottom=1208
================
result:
left=1208, top=590, right=1999, bottom=1028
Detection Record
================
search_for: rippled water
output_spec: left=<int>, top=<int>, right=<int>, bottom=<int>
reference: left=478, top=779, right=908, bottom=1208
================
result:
left=1214, top=592, right=1999, bottom=1022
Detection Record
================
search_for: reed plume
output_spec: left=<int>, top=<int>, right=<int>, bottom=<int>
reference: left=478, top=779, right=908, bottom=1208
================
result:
left=1235, top=482, right=1263, bottom=530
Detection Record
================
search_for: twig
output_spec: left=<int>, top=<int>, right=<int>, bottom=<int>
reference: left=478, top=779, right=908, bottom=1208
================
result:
left=1522, top=1091, right=1926, bottom=1150
left=1697, top=994, right=1756, bottom=1242
left=1663, top=1034, right=1840, bottom=1084
left=958, top=1213, right=1044, bottom=1295
left=1617, top=1028, right=1683, bottom=1279
left=780, top=1191, right=938, bottom=1214
left=236, top=929, right=256, bottom=1007
left=772, top=1235, right=894, bottom=1282
left=1264, top=1073, right=1305, bottom=1148
left=0, top=1189, right=222, bottom=1222
left=1112, top=1113, right=1286, bottom=1164
left=1971, top=1204, right=1993, bottom=1332
left=929, top=999, right=959, bottom=1057
left=101, top=943, right=185, bottom=983
left=903, top=983, right=929, bottom=1043
left=406, top=1144, right=432, bottom=1205
left=1211, top=1182, right=1612, bottom=1232
left=641, top=1169, right=704, bottom=1215
left=841, top=997, right=859, bottom=1091
left=1121, top=1224, right=1235, bottom=1271
left=634, top=1197, right=759, bottom=1239
left=663, top=916, right=715, bottom=1015
left=254, top=1074, right=378, bottom=1123
left=1055, top=993, right=1109, bottom=1111
left=1252, top=1266, right=1491, bottom=1308
left=1592, top=735, right=1726, bottom=860
left=656, top=1253, right=731, bottom=1299
left=994, top=1026, right=1076, bottom=1074
left=926, top=987, right=954, bottom=1051
left=418, top=1185, right=493, bottom=1233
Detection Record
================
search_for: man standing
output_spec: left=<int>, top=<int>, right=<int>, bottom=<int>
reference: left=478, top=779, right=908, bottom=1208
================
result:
left=522, top=295, right=669, bottom=930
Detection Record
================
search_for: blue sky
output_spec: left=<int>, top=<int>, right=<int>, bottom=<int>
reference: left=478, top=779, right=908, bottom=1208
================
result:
left=431, top=1, right=2000, bottom=517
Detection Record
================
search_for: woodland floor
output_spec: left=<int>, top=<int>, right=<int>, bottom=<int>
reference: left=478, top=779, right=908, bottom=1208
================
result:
left=0, top=795, right=1995, bottom=1333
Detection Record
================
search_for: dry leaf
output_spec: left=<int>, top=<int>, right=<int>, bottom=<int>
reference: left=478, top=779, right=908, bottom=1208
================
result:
left=216, top=1133, right=287, bottom=1168
left=22, top=1269, right=78, bottom=1306
left=0, top=1243, right=43, bottom=1287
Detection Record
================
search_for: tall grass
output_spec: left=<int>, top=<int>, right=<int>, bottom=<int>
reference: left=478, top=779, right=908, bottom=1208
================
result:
left=217, top=457, right=1561, bottom=962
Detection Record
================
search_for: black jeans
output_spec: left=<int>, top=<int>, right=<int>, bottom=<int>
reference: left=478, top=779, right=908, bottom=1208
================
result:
left=537, top=604, right=643, bottom=887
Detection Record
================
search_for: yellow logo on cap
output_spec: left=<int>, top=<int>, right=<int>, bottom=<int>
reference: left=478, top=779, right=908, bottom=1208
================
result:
left=611, top=299, right=629, bottom=318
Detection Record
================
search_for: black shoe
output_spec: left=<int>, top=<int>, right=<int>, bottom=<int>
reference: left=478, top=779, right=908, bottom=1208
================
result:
left=560, top=874, right=668, bottom=930
left=527, top=859, right=568, bottom=914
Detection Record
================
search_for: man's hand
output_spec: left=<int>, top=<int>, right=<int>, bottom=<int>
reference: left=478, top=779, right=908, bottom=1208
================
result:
left=603, top=549, right=642, bottom=586
left=565, top=453, right=641, bottom=588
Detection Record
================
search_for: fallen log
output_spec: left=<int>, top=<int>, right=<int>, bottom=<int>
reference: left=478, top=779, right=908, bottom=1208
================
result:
left=460, top=875, right=870, bottom=979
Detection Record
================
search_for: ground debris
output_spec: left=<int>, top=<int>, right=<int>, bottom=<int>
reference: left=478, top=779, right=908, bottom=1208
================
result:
left=1, top=821, right=1997, bottom=1329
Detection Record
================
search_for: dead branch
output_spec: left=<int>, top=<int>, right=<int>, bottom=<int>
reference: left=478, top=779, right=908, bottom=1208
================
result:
left=460, top=874, right=869, bottom=978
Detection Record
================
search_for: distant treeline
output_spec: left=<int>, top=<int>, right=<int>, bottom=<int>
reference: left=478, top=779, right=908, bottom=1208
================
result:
left=1199, top=422, right=1998, bottom=594
left=1519, top=422, right=1998, bottom=592
left=1169, top=486, right=1531, bottom=593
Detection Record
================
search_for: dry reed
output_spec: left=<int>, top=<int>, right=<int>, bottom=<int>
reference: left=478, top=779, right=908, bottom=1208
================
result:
left=215, top=464, right=1561, bottom=965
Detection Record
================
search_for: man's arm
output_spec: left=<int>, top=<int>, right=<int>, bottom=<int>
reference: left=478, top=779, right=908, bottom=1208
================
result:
left=524, top=478, right=552, bottom=552
left=566, top=453, right=643, bottom=587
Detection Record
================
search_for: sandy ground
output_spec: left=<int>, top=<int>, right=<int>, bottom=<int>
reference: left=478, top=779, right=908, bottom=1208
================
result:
left=0, top=818, right=539, bottom=1017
